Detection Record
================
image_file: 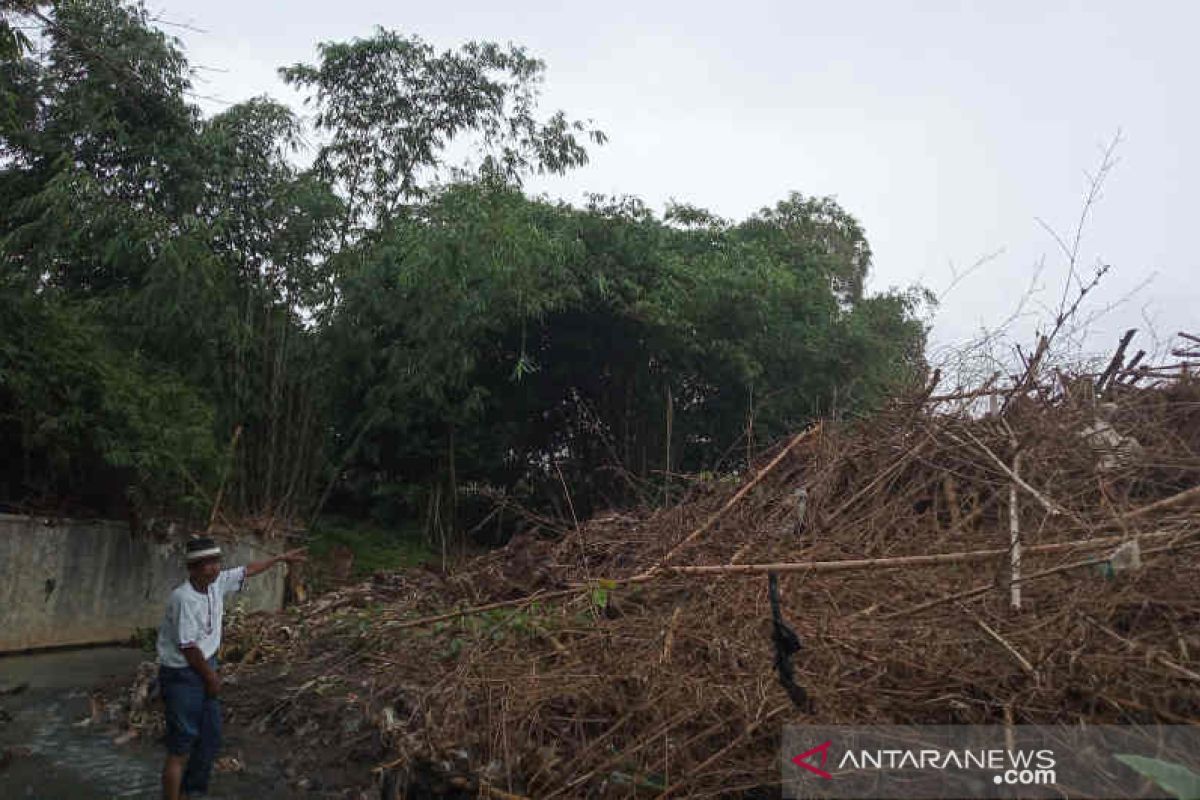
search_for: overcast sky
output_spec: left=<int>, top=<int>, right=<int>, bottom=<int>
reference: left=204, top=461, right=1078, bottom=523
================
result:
left=151, top=0, right=1196, bottom=376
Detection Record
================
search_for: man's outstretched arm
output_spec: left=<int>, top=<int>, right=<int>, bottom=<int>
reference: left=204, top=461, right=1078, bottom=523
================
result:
left=243, top=547, right=307, bottom=578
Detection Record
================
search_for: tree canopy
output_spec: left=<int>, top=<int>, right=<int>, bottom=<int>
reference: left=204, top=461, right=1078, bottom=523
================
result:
left=0, top=0, right=929, bottom=540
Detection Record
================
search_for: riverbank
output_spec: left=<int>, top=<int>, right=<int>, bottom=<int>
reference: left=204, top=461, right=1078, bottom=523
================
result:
left=0, top=645, right=363, bottom=799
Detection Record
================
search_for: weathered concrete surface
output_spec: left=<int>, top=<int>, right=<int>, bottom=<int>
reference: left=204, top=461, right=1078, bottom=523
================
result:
left=0, top=514, right=284, bottom=652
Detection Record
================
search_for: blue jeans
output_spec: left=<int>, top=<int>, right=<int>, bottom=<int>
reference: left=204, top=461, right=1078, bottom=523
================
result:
left=160, top=656, right=222, bottom=797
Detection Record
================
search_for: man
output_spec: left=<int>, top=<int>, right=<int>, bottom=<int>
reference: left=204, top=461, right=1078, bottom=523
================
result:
left=157, top=535, right=306, bottom=799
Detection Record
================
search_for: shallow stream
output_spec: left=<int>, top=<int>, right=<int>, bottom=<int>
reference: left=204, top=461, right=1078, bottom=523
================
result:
left=0, top=646, right=300, bottom=799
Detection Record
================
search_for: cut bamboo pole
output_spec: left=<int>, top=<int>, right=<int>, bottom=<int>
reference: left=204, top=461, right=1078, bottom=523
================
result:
left=638, top=425, right=819, bottom=577
left=653, top=705, right=788, bottom=800
left=1085, top=615, right=1200, bottom=683
left=384, top=588, right=578, bottom=631
left=1120, top=484, right=1200, bottom=522
left=1010, top=452, right=1022, bottom=610
left=955, top=427, right=1064, bottom=516
left=386, top=531, right=1195, bottom=631
left=207, top=424, right=243, bottom=534
left=880, top=535, right=1200, bottom=621
left=650, top=530, right=1185, bottom=578
left=970, top=613, right=1037, bottom=678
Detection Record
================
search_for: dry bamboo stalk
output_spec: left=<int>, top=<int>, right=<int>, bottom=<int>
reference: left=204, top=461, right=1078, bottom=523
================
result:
left=943, top=476, right=962, bottom=530
left=956, top=428, right=1064, bottom=516
left=639, top=425, right=819, bottom=576
left=661, top=606, right=682, bottom=664
left=1102, top=696, right=1200, bottom=725
left=384, top=588, right=577, bottom=631
left=1120, top=484, right=1200, bottom=521
left=1010, top=451, right=1022, bottom=610
left=481, top=784, right=531, bottom=800
left=1159, top=660, right=1200, bottom=684
left=654, top=704, right=788, bottom=800
left=1097, top=329, right=1137, bottom=391
left=1085, top=616, right=1200, bottom=683
left=827, top=435, right=927, bottom=522
left=652, top=530, right=1184, bottom=577
left=1003, top=705, right=1015, bottom=754
left=387, top=532, right=1194, bottom=630
left=880, top=535, right=1200, bottom=621
left=928, top=387, right=1011, bottom=403
left=969, top=612, right=1037, bottom=678
left=207, top=424, right=243, bottom=533
left=1002, top=335, right=1049, bottom=414
left=545, top=707, right=700, bottom=800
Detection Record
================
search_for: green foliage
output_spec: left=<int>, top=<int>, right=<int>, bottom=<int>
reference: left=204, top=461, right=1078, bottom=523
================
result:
left=1115, top=755, right=1200, bottom=800
left=1, top=3, right=339, bottom=518
left=737, top=192, right=875, bottom=304
left=0, top=13, right=30, bottom=63
left=0, top=0, right=926, bottom=544
left=0, top=288, right=217, bottom=515
left=431, top=603, right=562, bottom=660
left=307, top=516, right=436, bottom=576
left=280, top=29, right=605, bottom=233
left=328, top=183, right=929, bottom=522
left=128, top=625, right=157, bottom=654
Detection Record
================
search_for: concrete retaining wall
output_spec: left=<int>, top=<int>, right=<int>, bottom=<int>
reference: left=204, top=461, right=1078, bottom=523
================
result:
left=0, top=514, right=284, bottom=652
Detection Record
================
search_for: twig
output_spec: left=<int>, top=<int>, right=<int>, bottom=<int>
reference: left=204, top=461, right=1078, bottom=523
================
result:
left=652, top=531, right=1183, bottom=578
left=639, top=425, right=819, bottom=576
left=554, top=460, right=586, bottom=577
left=654, top=704, right=788, bottom=799
left=880, top=535, right=1200, bottom=621
left=1001, top=335, right=1049, bottom=413
left=1120, top=484, right=1200, bottom=522
left=953, top=428, right=1065, bottom=515
left=963, top=607, right=1037, bottom=678
left=387, top=531, right=1195, bottom=630
left=1084, top=615, right=1200, bottom=683
left=1034, top=131, right=1122, bottom=355
left=384, top=588, right=573, bottom=631
left=661, top=606, right=682, bottom=664
left=207, top=425, right=243, bottom=533
left=1097, top=329, right=1137, bottom=391
left=554, top=461, right=580, bottom=534
left=481, top=783, right=531, bottom=800
left=1009, top=450, right=1022, bottom=610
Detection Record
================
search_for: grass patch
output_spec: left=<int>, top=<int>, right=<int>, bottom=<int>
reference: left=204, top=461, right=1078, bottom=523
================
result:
left=129, top=626, right=157, bottom=654
left=307, top=515, right=436, bottom=577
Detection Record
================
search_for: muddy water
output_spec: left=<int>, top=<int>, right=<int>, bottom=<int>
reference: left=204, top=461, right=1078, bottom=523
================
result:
left=0, top=646, right=301, bottom=799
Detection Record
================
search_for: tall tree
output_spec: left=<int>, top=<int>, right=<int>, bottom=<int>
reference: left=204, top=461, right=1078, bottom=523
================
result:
left=326, top=184, right=929, bottom=529
left=737, top=192, right=874, bottom=305
left=0, top=1, right=929, bottom=543
left=280, top=29, right=605, bottom=236
left=0, top=0, right=217, bottom=518
left=0, top=1, right=340, bottom=521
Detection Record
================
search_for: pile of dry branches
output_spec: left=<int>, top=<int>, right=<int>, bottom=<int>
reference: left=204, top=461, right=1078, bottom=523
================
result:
left=200, top=337, right=1200, bottom=798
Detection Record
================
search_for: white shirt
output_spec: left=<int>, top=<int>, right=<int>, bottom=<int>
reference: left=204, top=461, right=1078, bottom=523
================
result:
left=156, top=567, right=246, bottom=668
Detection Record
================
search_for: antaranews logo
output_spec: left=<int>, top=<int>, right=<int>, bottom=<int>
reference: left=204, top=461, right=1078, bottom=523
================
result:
left=790, top=740, right=1056, bottom=786
left=784, top=725, right=1200, bottom=799
left=791, top=740, right=833, bottom=779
